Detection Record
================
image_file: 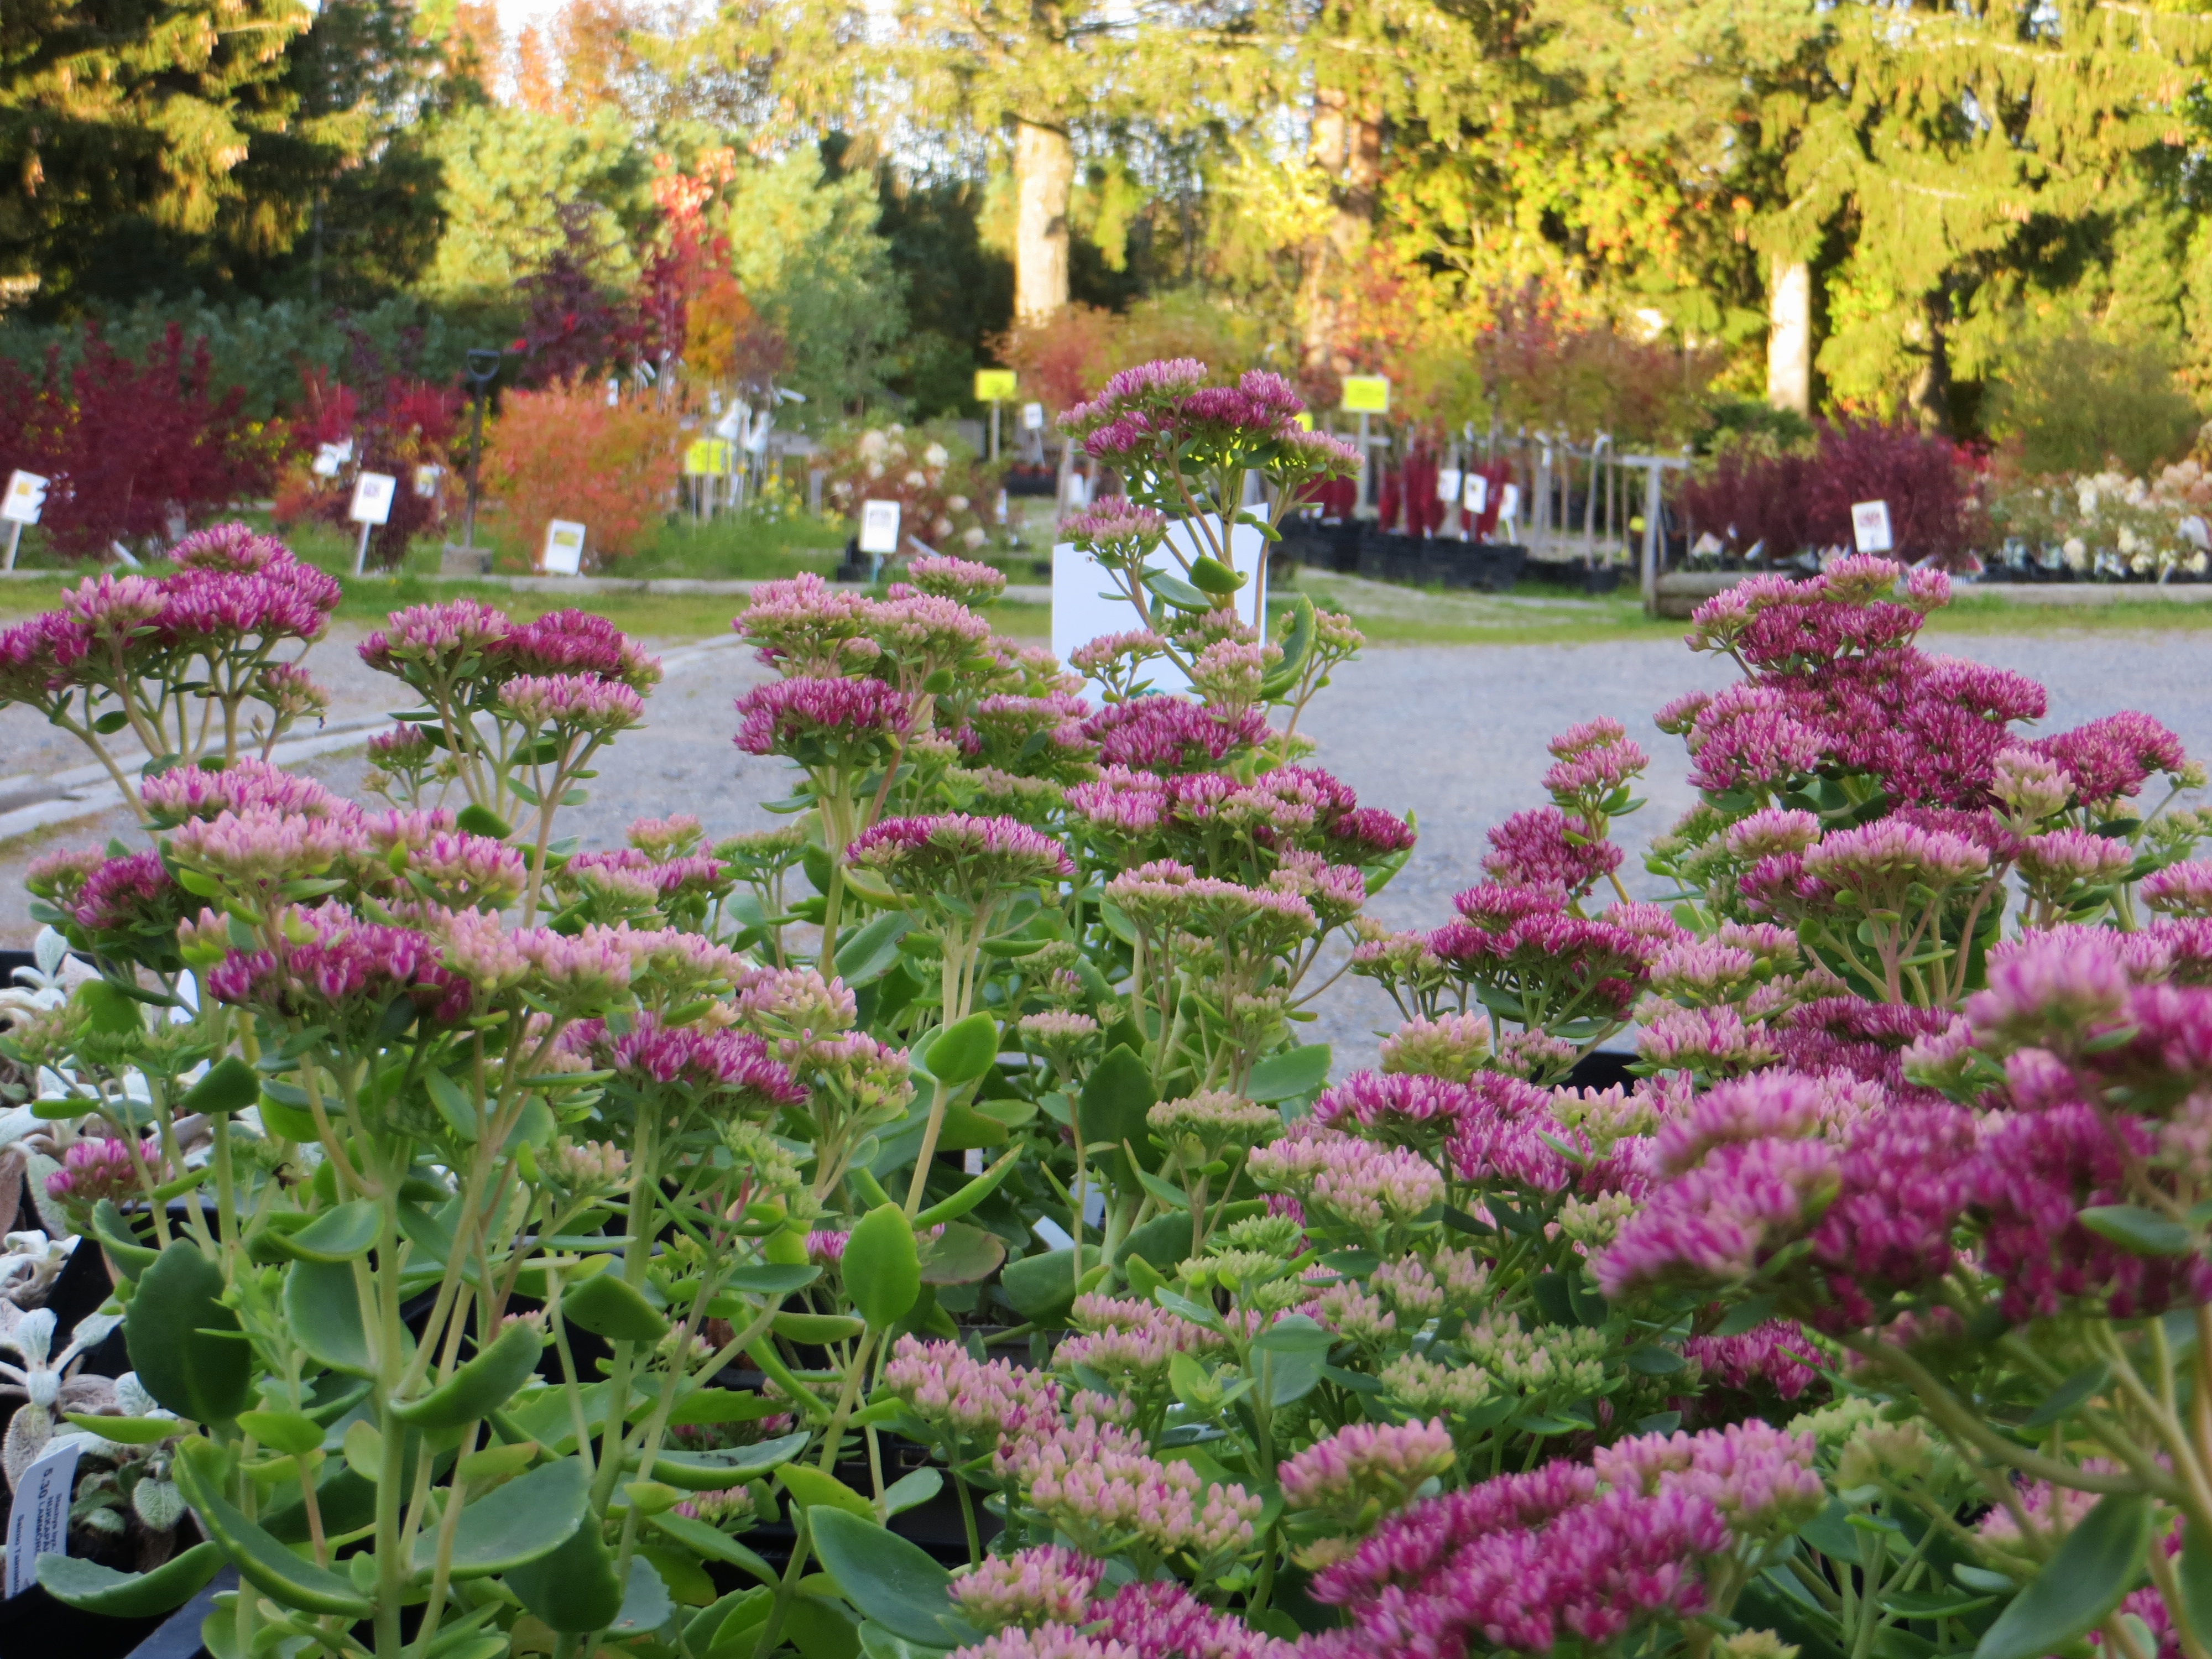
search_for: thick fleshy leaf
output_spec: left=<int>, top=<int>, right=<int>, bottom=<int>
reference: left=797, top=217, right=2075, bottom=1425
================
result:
left=276, top=1199, right=382, bottom=1263
left=1975, top=1492, right=2152, bottom=1659
left=646, top=1430, right=812, bottom=1489
left=843, top=1205, right=920, bottom=1331
left=174, top=1441, right=373, bottom=1618
left=411, top=1457, right=587, bottom=1577
left=285, top=1258, right=410, bottom=1378
left=562, top=1271, right=670, bottom=1343
left=918, top=1223, right=1004, bottom=1286
left=809, top=1507, right=977, bottom=1647
left=1245, top=1045, right=1330, bottom=1104
left=917, top=1014, right=998, bottom=1086
left=507, top=1504, right=624, bottom=1633
left=38, top=1542, right=224, bottom=1618
left=390, top=1319, right=543, bottom=1430
left=127, top=1244, right=253, bottom=1424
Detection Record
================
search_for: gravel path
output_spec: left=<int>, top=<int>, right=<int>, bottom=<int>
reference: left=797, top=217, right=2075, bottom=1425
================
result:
left=8, top=625, right=2210, bottom=1072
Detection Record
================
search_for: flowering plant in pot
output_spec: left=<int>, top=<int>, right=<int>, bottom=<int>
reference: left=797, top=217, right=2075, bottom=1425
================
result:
left=6, top=361, right=2212, bottom=1659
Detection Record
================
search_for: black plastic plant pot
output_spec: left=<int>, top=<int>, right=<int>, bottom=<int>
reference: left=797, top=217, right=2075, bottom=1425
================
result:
left=0, top=951, right=35, bottom=984
left=0, top=1582, right=168, bottom=1659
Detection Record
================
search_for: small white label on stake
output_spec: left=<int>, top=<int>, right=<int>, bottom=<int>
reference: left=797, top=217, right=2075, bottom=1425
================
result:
left=1437, top=468, right=1462, bottom=503
left=1464, top=474, right=1489, bottom=514
left=312, top=440, right=352, bottom=479
left=6, top=1438, right=79, bottom=1598
left=2, top=471, right=49, bottom=526
left=413, top=465, right=442, bottom=499
left=1498, top=483, right=1520, bottom=524
left=1851, top=500, right=1894, bottom=554
left=349, top=473, right=397, bottom=525
left=858, top=500, right=901, bottom=556
left=1021, top=401, right=1045, bottom=431
left=541, top=520, right=586, bottom=575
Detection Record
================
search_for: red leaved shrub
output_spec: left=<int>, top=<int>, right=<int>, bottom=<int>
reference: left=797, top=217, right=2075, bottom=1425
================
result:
left=1, top=325, right=273, bottom=560
left=1681, top=420, right=1976, bottom=568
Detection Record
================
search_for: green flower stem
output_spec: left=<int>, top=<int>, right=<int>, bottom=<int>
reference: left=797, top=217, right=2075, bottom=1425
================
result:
left=820, top=857, right=846, bottom=980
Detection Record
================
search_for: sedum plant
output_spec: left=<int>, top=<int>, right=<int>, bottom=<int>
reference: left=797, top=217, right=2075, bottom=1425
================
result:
left=6, top=367, right=2212, bottom=1659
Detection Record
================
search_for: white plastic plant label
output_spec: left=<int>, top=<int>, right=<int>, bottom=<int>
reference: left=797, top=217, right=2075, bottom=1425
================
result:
left=1498, top=483, right=1520, bottom=525
left=541, top=520, right=586, bottom=575
left=2, top=472, right=48, bottom=525
left=5, top=1438, right=78, bottom=1598
left=1464, top=473, right=1489, bottom=514
left=1851, top=499, right=1894, bottom=554
left=858, top=500, right=901, bottom=556
left=1436, top=468, right=1462, bottom=503
left=312, top=439, right=353, bottom=478
left=349, top=473, right=397, bottom=526
left=1022, top=402, right=1045, bottom=431
left=1052, top=515, right=1265, bottom=701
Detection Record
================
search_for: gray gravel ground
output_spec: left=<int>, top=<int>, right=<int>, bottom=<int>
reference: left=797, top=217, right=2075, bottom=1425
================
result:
left=7, top=625, right=2210, bottom=1073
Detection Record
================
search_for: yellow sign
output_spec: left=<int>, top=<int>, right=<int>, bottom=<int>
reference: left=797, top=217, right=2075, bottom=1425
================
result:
left=1339, top=376, right=1391, bottom=415
left=974, top=369, right=1018, bottom=403
left=683, top=438, right=733, bottom=477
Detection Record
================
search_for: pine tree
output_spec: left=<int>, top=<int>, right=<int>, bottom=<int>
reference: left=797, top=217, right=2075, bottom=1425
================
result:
left=1784, top=0, right=2212, bottom=423
left=0, top=0, right=312, bottom=312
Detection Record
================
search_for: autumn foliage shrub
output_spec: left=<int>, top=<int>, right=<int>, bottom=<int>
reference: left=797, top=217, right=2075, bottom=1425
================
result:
left=274, top=362, right=463, bottom=570
left=1682, top=418, right=1977, bottom=567
left=0, top=323, right=272, bottom=559
left=478, top=380, right=679, bottom=563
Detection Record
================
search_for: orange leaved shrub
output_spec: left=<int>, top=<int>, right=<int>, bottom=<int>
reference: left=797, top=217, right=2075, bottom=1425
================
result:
left=479, top=382, right=680, bottom=565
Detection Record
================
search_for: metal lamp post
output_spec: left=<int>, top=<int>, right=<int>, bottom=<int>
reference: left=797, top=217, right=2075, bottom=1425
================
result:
left=460, top=348, right=503, bottom=551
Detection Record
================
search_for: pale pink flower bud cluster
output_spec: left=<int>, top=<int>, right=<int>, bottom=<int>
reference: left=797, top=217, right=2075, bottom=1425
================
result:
left=495, top=673, right=645, bottom=732
left=734, top=968, right=858, bottom=1037
left=882, top=1336, right=1060, bottom=1444
left=2145, top=860, right=2212, bottom=918
left=169, top=808, right=369, bottom=885
left=1086, top=1579, right=1296, bottom=1659
left=1989, top=746, right=2073, bottom=822
left=1069, top=630, right=1168, bottom=675
left=1636, top=1005, right=1778, bottom=1076
left=46, top=1136, right=159, bottom=1207
left=1060, top=499, right=1168, bottom=549
left=1248, top=1126, right=1445, bottom=1233
left=1723, top=808, right=1821, bottom=861
left=947, top=1547, right=1103, bottom=1632
left=2018, top=828, right=2133, bottom=888
left=1378, top=1012, right=1493, bottom=1081
left=1279, top=1418, right=1454, bottom=1522
left=1592, top=1422, right=1824, bottom=1541
left=1055, top=1295, right=1223, bottom=1383
left=849, top=813, right=1073, bottom=893
left=904, top=554, right=1007, bottom=606
left=140, top=758, right=346, bottom=825
left=1015, top=1432, right=1261, bottom=1565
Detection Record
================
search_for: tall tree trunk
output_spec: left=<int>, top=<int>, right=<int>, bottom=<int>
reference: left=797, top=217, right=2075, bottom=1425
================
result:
left=1766, top=256, right=1811, bottom=415
left=1300, top=86, right=1382, bottom=377
left=1013, top=118, right=1074, bottom=326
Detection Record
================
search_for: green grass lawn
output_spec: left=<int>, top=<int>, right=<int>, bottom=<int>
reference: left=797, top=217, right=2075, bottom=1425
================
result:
left=11, top=516, right=2212, bottom=649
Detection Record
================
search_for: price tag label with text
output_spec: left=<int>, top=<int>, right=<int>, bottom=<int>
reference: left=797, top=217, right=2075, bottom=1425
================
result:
left=541, top=520, right=586, bottom=575
left=349, top=473, right=397, bottom=525
left=2, top=471, right=48, bottom=526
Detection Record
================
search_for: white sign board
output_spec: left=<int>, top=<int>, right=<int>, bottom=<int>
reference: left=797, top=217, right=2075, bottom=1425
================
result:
left=858, top=500, right=902, bottom=556
left=1851, top=499, right=1894, bottom=554
left=1022, top=402, right=1045, bottom=432
left=349, top=472, right=397, bottom=526
left=312, top=440, right=352, bottom=479
left=5, top=1438, right=79, bottom=1598
left=1436, top=468, right=1462, bottom=504
left=2, top=472, right=48, bottom=526
left=1498, top=483, right=1520, bottom=526
left=1053, top=516, right=1267, bottom=701
left=1463, top=473, right=1489, bottom=514
left=540, top=520, right=586, bottom=575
